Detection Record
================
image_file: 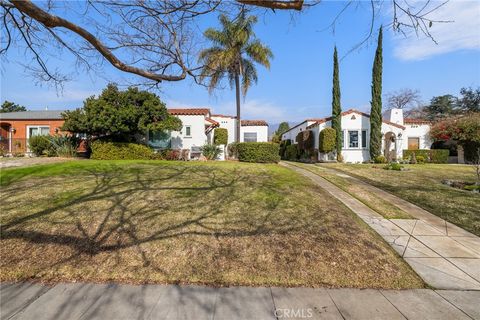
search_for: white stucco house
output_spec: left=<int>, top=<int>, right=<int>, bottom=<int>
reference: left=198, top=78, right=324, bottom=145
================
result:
left=147, top=108, right=268, bottom=159
left=281, top=108, right=431, bottom=163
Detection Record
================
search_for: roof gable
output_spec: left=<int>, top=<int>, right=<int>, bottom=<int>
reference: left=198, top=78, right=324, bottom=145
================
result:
left=306, top=109, right=406, bottom=130
left=168, top=108, right=210, bottom=116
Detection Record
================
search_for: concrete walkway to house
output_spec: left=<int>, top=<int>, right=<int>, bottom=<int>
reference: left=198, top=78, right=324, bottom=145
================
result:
left=281, top=162, right=480, bottom=291
left=2, top=281, right=480, bottom=320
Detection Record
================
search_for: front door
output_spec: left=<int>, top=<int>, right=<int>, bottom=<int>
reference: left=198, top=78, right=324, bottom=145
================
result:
left=408, top=137, right=420, bottom=150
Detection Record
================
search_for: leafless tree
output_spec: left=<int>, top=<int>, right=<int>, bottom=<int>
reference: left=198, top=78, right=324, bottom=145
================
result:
left=385, top=88, right=422, bottom=110
left=1, top=0, right=450, bottom=88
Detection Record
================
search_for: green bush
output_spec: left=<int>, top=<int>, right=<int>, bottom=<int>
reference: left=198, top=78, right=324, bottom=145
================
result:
left=227, top=142, right=239, bottom=159
left=383, top=163, right=403, bottom=171
left=279, top=139, right=291, bottom=159
left=303, top=130, right=315, bottom=150
left=285, top=144, right=298, bottom=160
left=91, top=141, right=155, bottom=160
left=28, top=135, right=51, bottom=156
left=295, top=132, right=304, bottom=151
left=403, top=149, right=449, bottom=164
left=236, top=142, right=280, bottom=163
left=319, top=128, right=336, bottom=153
left=213, top=128, right=228, bottom=145
left=416, top=155, right=426, bottom=164
left=201, top=144, right=222, bottom=160
left=374, top=155, right=387, bottom=163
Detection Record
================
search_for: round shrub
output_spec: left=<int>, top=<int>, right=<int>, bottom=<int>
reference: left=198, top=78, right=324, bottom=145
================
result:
left=91, top=140, right=155, bottom=160
left=319, top=128, right=336, bottom=153
left=227, top=142, right=239, bottom=159
left=28, top=135, right=51, bottom=156
left=285, top=144, right=298, bottom=160
left=374, top=155, right=387, bottom=163
left=236, top=142, right=280, bottom=163
left=213, top=128, right=228, bottom=145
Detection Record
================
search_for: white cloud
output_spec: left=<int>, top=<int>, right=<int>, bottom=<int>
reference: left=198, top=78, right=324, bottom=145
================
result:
left=393, top=1, right=480, bottom=61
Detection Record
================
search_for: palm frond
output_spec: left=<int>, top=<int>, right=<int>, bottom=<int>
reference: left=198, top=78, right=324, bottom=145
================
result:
left=241, top=58, right=258, bottom=96
left=245, top=40, right=273, bottom=69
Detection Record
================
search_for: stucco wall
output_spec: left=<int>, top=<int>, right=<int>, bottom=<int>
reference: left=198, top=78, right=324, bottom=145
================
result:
left=170, top=115, right=208, bottom=149
left=240, top=125, right=268, bottom=142
left=211, top=116, right=236, bottom=144
left=403, top=124, right=431, bottom=150
left=0, top=119, right=66, bottom=140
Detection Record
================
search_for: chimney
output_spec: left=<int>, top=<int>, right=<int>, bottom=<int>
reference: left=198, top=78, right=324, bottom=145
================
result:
left=383, top=108, right=404, bottom=125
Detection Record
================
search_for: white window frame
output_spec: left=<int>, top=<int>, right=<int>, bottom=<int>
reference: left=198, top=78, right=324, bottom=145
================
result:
left=26, top=125, right=50, bottom=139
left=243, top=132, right=257, bottom=142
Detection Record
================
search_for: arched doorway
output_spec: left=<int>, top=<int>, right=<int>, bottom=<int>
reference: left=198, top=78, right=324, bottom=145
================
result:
left=384, top=132, right=397, bottom=162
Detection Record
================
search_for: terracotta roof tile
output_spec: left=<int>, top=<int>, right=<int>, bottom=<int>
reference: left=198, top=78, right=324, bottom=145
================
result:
left=404, top=118, right=431, bottom=125
left=241, top=120, right=268, bottom=126
left=211, top=114, right=236, bottom=118
left=168, top=108, right=210, bottom=115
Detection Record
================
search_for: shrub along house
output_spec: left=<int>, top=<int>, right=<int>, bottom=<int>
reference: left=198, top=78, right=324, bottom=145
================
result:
left=281, top=108, right=434, bottom=163
left=1, top=108, right=269, bottom=159
left=147, top=108, right=268, bottom=159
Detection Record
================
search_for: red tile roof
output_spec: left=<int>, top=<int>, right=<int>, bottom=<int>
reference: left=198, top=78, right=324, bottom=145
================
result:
left=241, top=120, right=268, bottom=126
left=211, top=114, right=236, bottom=118
left=205, top=117, right=219, bottom=126
left=404, top=118, right=431, bottom=125
left=306, top=109, right=406, bottom=130
left=168, top=108, right=210, bottom=115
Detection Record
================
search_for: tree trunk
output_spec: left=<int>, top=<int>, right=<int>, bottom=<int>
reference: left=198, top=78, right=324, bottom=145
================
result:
left=235, top=72, right=241, bottom=143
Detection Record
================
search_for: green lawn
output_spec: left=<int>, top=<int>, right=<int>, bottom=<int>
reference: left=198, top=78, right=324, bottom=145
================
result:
left=0, top=160, right=423, bottom=289
left=321, top=163, right=480, bottom=236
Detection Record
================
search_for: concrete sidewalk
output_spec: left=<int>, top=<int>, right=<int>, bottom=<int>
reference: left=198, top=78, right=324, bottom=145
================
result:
left=1, top=282, right=479, bottom=320
left=282, top=163, right=480, bottom=291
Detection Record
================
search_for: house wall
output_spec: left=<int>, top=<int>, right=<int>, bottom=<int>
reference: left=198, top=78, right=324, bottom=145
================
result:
left=240, top=125, right=268, bottom=142
left=281, top=120, right=317, bottom=142
left=2, top=119, right=66, bottom=139
left=170, top=115, right=208, bottom=149
left=403, top=124, right=431, bottom=150
left=211, top=116, right=236, bottom=144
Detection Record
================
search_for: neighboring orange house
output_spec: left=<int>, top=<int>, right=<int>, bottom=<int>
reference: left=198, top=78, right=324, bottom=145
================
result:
left=0, top=110, right=66, bottom=154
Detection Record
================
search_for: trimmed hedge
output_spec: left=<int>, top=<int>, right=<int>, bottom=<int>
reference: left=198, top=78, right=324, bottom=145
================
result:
left=403, top=149, right=449, bottom=164
left=285, top=144, right=298, bottom=160
left=213, top=128, right=228, bottom=145
left=91, top=140, right=155, bottom=160
left=296, top=130, right=314, bottom=152
left=319, top=128, right=336, bottom=153
left=236, top=142, right=280, bottom=163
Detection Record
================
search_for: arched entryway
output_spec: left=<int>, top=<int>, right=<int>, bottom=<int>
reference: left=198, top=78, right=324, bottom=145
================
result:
left=383, top=131, right=397, bottom=162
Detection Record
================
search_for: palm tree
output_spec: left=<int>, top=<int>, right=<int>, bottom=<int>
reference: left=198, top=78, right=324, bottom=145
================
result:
left=199, top=13, right=273, bottom=142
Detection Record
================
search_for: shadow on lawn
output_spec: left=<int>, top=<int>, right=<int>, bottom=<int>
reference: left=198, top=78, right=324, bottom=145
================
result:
left=1, top=163, right=345, bottom=282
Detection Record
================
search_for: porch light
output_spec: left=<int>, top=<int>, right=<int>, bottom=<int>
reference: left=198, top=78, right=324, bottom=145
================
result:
left=55, top=127, right=59, bottom=133
left=398, top=133, right=402, bottom=138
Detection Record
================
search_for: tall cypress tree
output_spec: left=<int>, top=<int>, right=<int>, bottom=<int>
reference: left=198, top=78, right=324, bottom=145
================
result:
left=369, top=27, right=383, bottom=159
left=332, top=46, right=342, bottom=160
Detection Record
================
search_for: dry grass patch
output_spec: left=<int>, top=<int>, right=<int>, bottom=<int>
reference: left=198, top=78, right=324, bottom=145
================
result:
left=0, top=160, right=423, bottom=288
left=323, top=163, right=480, bottom=236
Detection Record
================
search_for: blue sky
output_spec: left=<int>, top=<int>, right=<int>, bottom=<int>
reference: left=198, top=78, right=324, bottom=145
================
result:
left=1, top=1, right=479, bottom=123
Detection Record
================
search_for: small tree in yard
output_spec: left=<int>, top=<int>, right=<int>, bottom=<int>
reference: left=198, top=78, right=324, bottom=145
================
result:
left=62, top=84, right=182, bottom=140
